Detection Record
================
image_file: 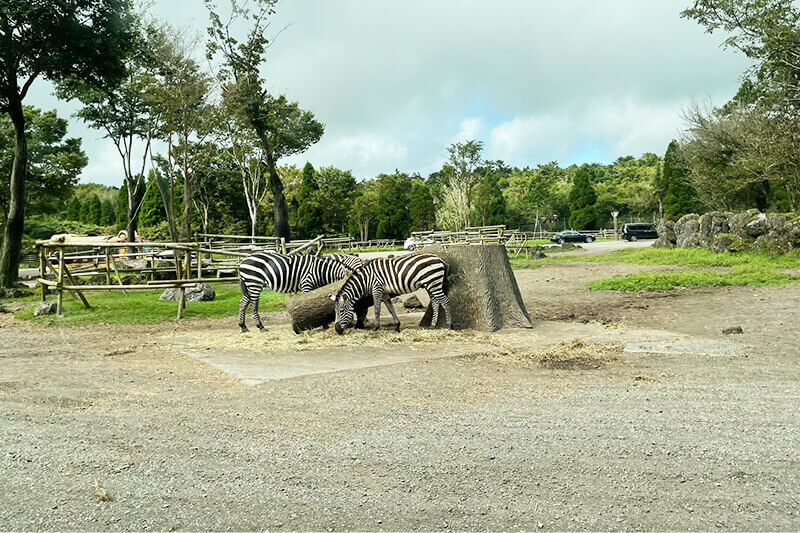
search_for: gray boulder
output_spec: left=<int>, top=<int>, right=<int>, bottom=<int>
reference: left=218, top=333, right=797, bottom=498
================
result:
left=752, top=233, right=793, bottom=257
left=34, top=301, right=57, bottom=316
left=710, top=233, right=736, bottom=253
left=698, top=211, right=729, bottom=247
left=653, top=219, right=677, bottom=249
left=675, top=214, right=700, bottom=248
left=160, top=283, right=216, bottom=302
left=743, top=212, right=768, bottom=238
left=728, top=209, right=761, bottom=237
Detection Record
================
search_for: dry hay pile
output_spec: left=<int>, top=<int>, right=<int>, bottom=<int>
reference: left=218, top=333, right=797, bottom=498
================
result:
left=483, top=339, right=623, bottom=369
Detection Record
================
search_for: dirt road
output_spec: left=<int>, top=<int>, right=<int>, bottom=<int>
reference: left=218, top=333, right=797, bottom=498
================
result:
left=1, top=260, right=798, bottom=531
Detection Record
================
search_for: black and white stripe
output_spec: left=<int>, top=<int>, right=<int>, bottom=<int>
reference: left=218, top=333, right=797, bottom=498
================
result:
left=332, top=253, right=451, bottom=334
left=238, top=252, right=359, bottom=332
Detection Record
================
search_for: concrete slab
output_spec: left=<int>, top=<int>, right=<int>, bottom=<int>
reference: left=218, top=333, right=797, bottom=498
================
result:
left=183, top=343, right=496, bottom=386
left=624, top=338, right=743, bottom=357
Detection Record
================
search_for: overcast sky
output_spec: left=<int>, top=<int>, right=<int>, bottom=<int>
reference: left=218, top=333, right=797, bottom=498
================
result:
left=27, top=0, right=749, bottom=187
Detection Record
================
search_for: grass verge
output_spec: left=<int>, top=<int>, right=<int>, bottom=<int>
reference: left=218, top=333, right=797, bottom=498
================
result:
left=589, top=264, right=797, bottom=291
left=545, top=246, right=800, bottom=268
left=15, top=285, right=287, bottom=326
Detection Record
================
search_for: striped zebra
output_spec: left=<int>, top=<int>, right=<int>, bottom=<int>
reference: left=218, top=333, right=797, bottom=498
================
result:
left=238, top=252, right=361, bottom=332
left=331, top=253, right=451, bottom=334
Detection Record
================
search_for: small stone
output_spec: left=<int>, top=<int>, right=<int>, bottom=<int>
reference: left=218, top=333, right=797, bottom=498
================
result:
left=160, top=283, right=215, bottom=302
left=34, top=301, right=57, bottom=316
left=722, top=326, right=743, bottom=334
left=402, top=294, right=424, bottom=309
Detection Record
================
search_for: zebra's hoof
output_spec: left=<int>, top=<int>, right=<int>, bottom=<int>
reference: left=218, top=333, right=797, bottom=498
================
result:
left=240, top=327, right=249, bottom=333
left=373, top=326, right=381, bottom=331
left=394, top=325, right=401, bottom=332
left=258, top=327, right=267, bottom=333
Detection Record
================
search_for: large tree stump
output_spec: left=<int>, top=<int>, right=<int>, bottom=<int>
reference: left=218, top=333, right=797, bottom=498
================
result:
left=419, top=244, right=532, bottom=331
left=285, top=280, right=370, bottom=333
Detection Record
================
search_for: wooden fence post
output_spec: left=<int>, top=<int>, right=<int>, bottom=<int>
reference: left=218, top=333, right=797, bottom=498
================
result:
left=56, top=248, right=64, bottom=315
left=39, top=245, right=46, bottom=301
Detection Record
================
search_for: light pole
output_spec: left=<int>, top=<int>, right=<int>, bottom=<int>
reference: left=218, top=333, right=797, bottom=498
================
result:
left=611, top=211, right=620, bottom=240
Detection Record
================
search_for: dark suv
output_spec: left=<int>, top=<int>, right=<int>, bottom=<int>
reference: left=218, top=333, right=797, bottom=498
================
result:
left=622, top=223, right=658, bottom=241
left=550, top=230, right=596, bottom=244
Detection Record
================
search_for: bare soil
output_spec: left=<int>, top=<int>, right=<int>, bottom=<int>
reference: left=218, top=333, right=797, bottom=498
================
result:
left=1, top=260, right=798, bottom=531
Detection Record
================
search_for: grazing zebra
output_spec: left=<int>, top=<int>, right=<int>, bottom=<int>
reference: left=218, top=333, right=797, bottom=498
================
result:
left=331, top=253, right=451, bottom=334
left=238, top=252, right=359, bottom=332
left=325, top=253, right=363, bottom=271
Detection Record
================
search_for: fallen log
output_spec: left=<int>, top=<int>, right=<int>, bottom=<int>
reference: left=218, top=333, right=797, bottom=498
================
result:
left=285, top=279, right=371, bottom=333
left=419, top=244, right=532, bottom=331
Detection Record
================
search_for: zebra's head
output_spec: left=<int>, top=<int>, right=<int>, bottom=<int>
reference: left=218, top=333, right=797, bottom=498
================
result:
left=331, top=293, right=356, bottom=334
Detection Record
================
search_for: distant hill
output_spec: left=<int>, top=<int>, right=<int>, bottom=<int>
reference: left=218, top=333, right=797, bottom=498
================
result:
left=73, top=183, right=119, bottom=204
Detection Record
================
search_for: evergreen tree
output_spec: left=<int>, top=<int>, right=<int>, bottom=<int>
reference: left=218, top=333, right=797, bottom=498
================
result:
left=140, top=175, right=166, bottom=229
left=116, top=182, right=128, bottom=229
left=100, top=199, right=115, bottom=226
left=661, top=140, right=699, bottom=220
left=295, top=162, right=324, bottom=238
left=408, top=180, right=435, bottom=232
left=472, top=173, right=506, bottom=226
left=78, top=196, right=92, bottom=223
left=568, top=167, right=597, bottom=229
left=87, top=194, right=102, bottom=225
left=66, top=197, right=81, bottom=221
left=375, top=172, right=412, bottom=239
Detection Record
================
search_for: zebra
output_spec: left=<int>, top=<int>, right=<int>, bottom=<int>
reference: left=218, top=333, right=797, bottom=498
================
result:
left=331, top=253, right=451, bottom=334
left=238, top=252, right=360, bottom=332
left=325, top=253, right=363, bottom=271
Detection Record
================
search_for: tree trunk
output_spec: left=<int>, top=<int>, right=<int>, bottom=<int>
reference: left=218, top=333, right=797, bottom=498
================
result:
left=182, top=164, right=192, bottom=242
left=0, top=97, right=27, bottom=288
left=125, top=178, right=140, bottom=243
left=285, top=279, right=370, bottom=333
left=252, top=125, right=290, bottom=242
left=419, top=244, right=533, bottom=331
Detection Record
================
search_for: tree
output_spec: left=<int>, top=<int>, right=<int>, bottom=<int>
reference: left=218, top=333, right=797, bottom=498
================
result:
left=375, top=172, right=412, bottom=239
left=568, top=167, right=597, bottom=229
left=148, top=24, right=213, bottom=242
left=408, top=180, right=436, bottom=232
left=350, top=182, right=380, bottom=241
left=317, top=166, right=357, bottom=235
left=440, top=140, right=484, bottom=229
left=66, top=197, right=82, bottom=221
left=87, top=194, right=103, bottom=225
left=660, top=140, right=699, bottom=220
left=100, top=199, right=115, bottom=226
left=206, top=0, right=324, bottom=241
left=472, top=173, right=506, bottom=226
left=0, top=0, right=134, bottom=286
left=296, top=162, right=323, bottom=238
left=139, top=171, right=167, bottom=229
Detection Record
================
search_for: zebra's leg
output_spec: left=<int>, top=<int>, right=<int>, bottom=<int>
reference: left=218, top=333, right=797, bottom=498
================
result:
left=441, top=294, right=453, bottom=329
left=252, top=294, right=266, bottom=331
left=383, top=296, right=401, bottom=332
left=239, top=295, right=250, bottom=333
left=430, top=298, right=440, bottom=329
left=372, top=286, right=384, bottom=331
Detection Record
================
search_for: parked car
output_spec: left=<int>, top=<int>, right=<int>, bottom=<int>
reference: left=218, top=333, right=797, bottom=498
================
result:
left=622, top=223, right=658, bottom=241
left=550, top=230, right=596, bottom=244
left=404, top=236, right=433, bottom=251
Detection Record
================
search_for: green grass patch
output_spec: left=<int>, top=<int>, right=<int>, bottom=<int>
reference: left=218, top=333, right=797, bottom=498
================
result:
left=545, top=246, right=800, bottom=268
left=589, top=264, right=797, bottom=291
left=15, top=285, right=287, bottom=326
left=508, top=259, right=542, bottom=270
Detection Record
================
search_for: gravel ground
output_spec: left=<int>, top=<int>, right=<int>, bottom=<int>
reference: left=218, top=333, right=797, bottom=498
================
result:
left=1, top=260, right=799, bottom=531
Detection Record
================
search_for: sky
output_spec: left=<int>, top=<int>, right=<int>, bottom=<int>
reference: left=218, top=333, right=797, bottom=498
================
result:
left=27, top=0, right=750, bottom=187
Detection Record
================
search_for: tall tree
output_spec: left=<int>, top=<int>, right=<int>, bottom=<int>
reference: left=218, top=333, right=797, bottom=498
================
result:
left=408, top=180, right=436, bottom=232
left=568, top=167, right=598, bottom=229
left=350, top=182, right=380, bottom=241
left=66, top=197, right=82, bottom=221
left=295, top=162, right=323, bottom=238
left=440, top=140, right=484, bottom=229
left=87, top=194, right=103, bottom=225
left=317, top=166, right=357, bottom=235
left=206, top=0, right=324, bottom=241
left=661, top=140, right=699, bottom=220
left=0, top=0, right=133, bottom=286
left=100, top=199, right=115, bottom=226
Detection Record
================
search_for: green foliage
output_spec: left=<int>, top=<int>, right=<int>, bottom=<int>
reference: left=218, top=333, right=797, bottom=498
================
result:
left=139, top=174, right=166, bottom=229
left=15, top=285, right=287, bottom=326
left=295, top=162, right=323, bottom=238
left=317, top=166, right=356, bottom=235
left=66, top=197, right=82, bottom=221
left=472, top=173, right=506, bottom=226
left=0, top=107, right=87, bottom=217
left=547, top=246, right=800, bottom=268
left=100, top=199, right=115, bottom=226
left=23, top=214, right=109, bottom=241
left=350, top=181, right=380, bottom=240
left=86, top=194, right=102, bottom=225
left=568, top=167, right=597, bottom=229
left=408, top=180, right=436, bottom=232
left=661, top=140, right=699, bottom=220
left=375, top=172, right=413, bottom=239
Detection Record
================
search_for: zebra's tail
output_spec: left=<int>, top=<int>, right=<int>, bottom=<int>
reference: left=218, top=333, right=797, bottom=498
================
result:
left=239, top=277, right=249, bottom=301
left=442, top=258, right=450, bottom=295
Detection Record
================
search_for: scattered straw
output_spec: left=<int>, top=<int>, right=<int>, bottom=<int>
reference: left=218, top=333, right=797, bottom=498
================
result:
left=485, top=339, right=623, bottom=369
left=93, top=480, right=111, bottom=502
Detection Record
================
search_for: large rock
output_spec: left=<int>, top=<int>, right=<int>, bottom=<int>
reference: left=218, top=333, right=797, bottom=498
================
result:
left=34, top=301, right=57, bottom=316
left=160, top=283, right=215, bottom=302
left=675, top=214, right=700, bottom=248
left=402, top=294, right=424, bottom=309
left=743, top=212, right=768, bottom=238
left=752, top=233, right=793, bottom=257
left=698, top=211, right=729, bottom=247
left=710, top=233, right=736, bottom=253
left=653, top=219, right=676, bottom=249
left=728, top=209, right=761, bottom=237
